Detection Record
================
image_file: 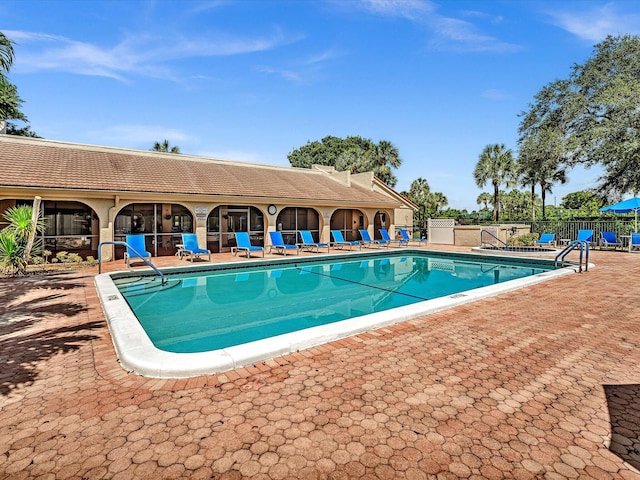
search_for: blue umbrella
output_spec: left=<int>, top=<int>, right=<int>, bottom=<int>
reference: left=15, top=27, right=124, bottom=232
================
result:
left=600, top=197, right=640, bottom=231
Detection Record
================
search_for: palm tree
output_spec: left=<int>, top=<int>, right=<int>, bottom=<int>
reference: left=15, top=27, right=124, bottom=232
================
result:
left=428, top=192, right=448, bottom=215
left=408, top=177, right=431, bottom=206
left=0, top=32, right=15, bottom=74
left=407, top=178, right=431, bottom=235
left=365, top=140, right=402, bottom=187
left=151, top=140, right=180, bottom=154
left=476, top=192, right=493, bottom=212
left=537, top=161, right=567, bottom=219
left=473, top=144, right=516, bottom=222
left=517, top=156, right=538, bottom=221
left=518, top=126, right=567, bottom=219
left=0, top=31, right=21, bottom=131
left=374, top=140, right=402, bottom=169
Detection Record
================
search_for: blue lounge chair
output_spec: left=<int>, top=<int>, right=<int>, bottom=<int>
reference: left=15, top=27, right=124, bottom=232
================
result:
left=577, top=229, right=594, bottom=246
left=124, top=234, right=151, bottom=267
left=600, top=231, right=621, bottom=250
left=399, top=228, right=426, bottom=246
left=331, top=230, right=361, bottom=250
left=358, top=229, right=387, bottom=248
left=379, top=228, right=408, bottom=246
left=630, top=233, right=640, bottom=253
left=268, top=231, right=299, bottom=256
left=181, top=233, right=211, bottom=262
left=298, top=230, right=330, bottom=253
left=232, top=232, right=264, bottom=258
left=535, top=233, right=556, bottom=247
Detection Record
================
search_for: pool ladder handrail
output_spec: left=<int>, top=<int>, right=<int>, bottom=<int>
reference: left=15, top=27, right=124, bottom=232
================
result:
left=480, top=229, right=509, bottom=249
left=554, top=240, right=589, bottom=272
left=97, top=241, right=167, bottom=285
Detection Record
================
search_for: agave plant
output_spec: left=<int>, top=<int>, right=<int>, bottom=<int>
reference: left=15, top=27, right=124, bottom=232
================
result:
left=0, top=204, right=45, bottom=275
left=0, top=229, right=27, bottom=275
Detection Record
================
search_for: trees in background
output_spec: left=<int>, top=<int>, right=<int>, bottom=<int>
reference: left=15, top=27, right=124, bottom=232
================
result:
left=0, top=32, right=24, bottom=126
left=517, top=126, right=567, bottom=220
left=401, top=178, right=448, bottom=235
left=288, top=135, right=402, bottom=187
left=499, top=189, right=530, bottom=221
left=558, top=190, right=608, bottom=217
left=151, top=140, right=181, bottom=154
left=476, top=192, right=492, bottom=214
left=473, top=144, right=516, bottom=222
left=0, top=32, right=14, bottom=72
left=0, top=31, right=38, bottom=137
left=429, top=192, right=448, bottom=216
left=519, top=34, right=640, bottom=198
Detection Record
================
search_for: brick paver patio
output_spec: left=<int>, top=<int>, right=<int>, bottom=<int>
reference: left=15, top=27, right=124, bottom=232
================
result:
left=1, top=246, right=639, bottom=479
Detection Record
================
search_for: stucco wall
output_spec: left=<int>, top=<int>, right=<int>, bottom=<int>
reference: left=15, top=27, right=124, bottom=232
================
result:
left=454, top=224, right=532, bottom=247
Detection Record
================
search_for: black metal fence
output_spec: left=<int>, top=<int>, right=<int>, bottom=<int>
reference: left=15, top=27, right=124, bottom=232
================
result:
left=526, top=219, right=637, bottom=244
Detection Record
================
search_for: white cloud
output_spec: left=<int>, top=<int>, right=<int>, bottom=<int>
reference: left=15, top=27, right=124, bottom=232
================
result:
left=359, top=0, right=435, bottom=20
left=304, top=48, right=342, bottom=66
left=351, top=0, right=519, bottom=53
left=4, top=28, right=300, bottom=81
left=256, top=49, right=341, bottom=83
left=255, top=65, right=302, bottom=82
left=546, top=3, right=640, bottom=42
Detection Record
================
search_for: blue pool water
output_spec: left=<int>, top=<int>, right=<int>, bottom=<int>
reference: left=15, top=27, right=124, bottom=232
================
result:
left=115, top=252, right=553, bottom=354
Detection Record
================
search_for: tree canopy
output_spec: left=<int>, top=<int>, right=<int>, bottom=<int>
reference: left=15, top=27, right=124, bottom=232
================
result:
left=151, top=140, right=181, bottom=154
left=0, top=76, right=26, bottom=122
left=401, top=177, right=449, bottom=236
left=473, top=144, right=516, bottom=222
left=0, top=32, right=23, bottom=123
left=517, top=126, right=567, bottom=220
left=560, top=190, right=609, bottom=217
left=0, top=32, right=14, bottom=74
left=0, top=31, right=37, bottom=136
left=287, top=135, right=402, bottom=187
left=519, top=35, right=640, bottom=196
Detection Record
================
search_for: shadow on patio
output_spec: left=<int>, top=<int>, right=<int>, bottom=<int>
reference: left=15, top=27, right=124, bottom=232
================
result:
left=604, top=384, right=640, bottom=471
left=0, top=272, right=99, bottom=396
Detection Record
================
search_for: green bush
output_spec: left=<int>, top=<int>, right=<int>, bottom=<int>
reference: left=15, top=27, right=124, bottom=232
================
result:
left=0, top=230, right=27, bottom=275
left=55, top=251, right=69, bottom=263
left=66, top=253, right=83, bottom=263
left=507, top=233, right=537, bottom=246
left=0, top=204, right=45, bottom=276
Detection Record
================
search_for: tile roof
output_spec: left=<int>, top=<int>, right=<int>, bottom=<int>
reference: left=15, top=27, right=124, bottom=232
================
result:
left=0, top=136, right=403, bottom=206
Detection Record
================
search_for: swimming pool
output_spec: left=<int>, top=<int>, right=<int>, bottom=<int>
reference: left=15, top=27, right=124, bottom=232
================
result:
left=95, top=250, right=575, bottom=377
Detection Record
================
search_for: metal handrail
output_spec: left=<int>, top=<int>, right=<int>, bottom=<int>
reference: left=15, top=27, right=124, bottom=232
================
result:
left=554, top=240, right=590, bottom=272
left=480, top=229, right=508, bottom=249
left=98, top=241, right=167, bottom=285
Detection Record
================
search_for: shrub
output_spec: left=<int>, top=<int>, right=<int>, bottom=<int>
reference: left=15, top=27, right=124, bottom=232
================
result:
left=0, top=230, right=27, bottom=275
left=66, top=253, right=83, bottom=263
left=55, top=251, right=69, bottom=263
left=507, top=233, right=537, bottom=246
left=0, top=204, right=45, bottom=276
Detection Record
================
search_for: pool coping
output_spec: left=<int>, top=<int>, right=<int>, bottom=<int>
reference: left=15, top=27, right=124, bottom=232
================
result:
left=94, top=249, right=581, bottom=378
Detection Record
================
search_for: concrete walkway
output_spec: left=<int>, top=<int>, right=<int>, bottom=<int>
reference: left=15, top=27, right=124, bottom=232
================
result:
left=1, top=246, right=639, bottom=479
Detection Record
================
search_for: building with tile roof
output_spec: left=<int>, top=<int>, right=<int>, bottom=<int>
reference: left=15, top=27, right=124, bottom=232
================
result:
left=1, top=135, right=416, bottom=260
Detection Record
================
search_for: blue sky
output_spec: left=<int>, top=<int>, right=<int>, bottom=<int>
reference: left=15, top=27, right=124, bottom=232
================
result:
left=3, top=0, right=640, bottom=210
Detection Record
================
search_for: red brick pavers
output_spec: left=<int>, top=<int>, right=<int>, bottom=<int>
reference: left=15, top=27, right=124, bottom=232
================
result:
left=1, top=247, right=640, bottom=479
